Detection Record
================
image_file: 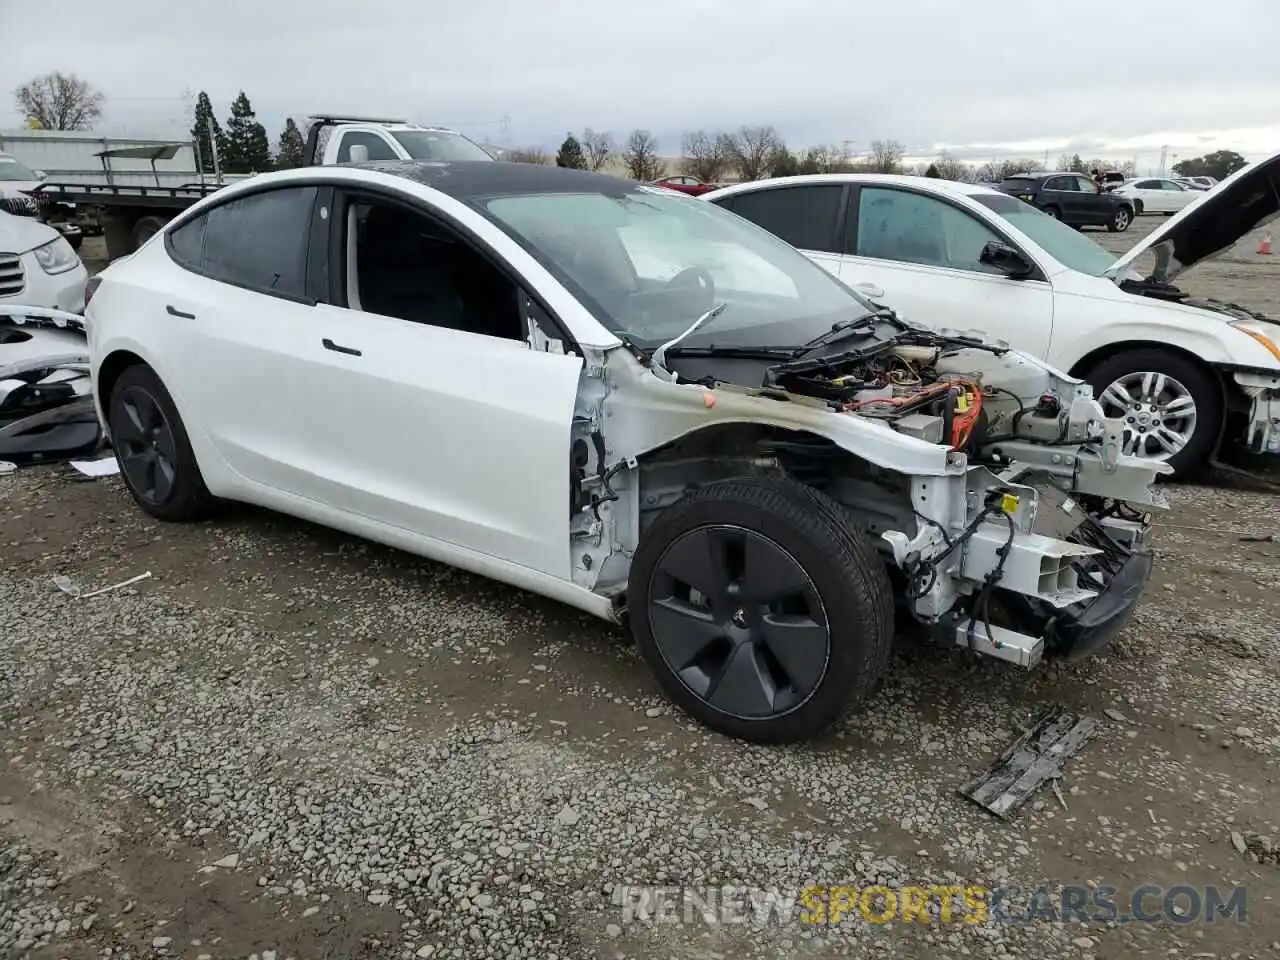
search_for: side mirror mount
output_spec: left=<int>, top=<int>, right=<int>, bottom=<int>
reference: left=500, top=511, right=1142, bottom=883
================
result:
left=347, top=144, right=369, bottom=163
left=979, top=240, right=1035, bottom=279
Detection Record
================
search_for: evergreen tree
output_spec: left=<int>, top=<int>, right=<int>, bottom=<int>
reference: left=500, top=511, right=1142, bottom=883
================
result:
left=189, top=91, right=225, bottom=174
left=555, top=133, right=587, bottom=170
left=223, top=91, right=272, bottom=173
left=276, top=118, right=305, bottom=169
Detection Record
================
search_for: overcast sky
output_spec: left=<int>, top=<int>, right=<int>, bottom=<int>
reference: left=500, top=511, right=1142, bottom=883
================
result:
left=3, top=0, right=1278, bottom=168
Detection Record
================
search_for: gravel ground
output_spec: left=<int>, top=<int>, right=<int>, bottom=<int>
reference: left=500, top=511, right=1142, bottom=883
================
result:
left=1, top=217, right=1278, bottom=960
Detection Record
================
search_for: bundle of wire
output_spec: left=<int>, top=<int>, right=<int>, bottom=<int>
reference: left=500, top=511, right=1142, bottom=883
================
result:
left=844, top=377, right=984, bottom=450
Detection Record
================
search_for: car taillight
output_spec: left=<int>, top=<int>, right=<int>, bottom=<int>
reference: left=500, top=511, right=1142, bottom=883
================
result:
left=84, top=276, right=101, bottom=309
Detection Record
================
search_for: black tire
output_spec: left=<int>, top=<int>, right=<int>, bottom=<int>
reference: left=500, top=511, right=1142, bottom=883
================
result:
left=132, top=215, right=167, bottom=249
left=1042, top=205, right=1061, bottom=219
left=627, top=475, right=893, bottom=744
left=1133, top=199, right=1144, bottom=215
left=1082, top=348, right=1223, bottom=478
left=108, top=364, right=216, bottom=521
left=1107, top=206, right=1132, bottom=233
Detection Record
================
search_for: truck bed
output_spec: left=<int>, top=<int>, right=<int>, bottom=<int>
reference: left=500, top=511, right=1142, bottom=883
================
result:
left=31, top=181, right=222, bottom=209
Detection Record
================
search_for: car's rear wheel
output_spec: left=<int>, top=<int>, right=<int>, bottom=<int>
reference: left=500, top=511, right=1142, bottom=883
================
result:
left=108, top=364, right=216, bottom=521
left=1042, top=205, right=1061, bottom=219
left=1083, top=348, right=1223, bottom=478
left=1108, top=206, right=1132, bottom=232
left=627, top=476, right=893, bottom=743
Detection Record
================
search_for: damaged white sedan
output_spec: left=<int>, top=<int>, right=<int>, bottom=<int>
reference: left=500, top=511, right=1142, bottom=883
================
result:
left=85, top=162, right=1165, bottom=742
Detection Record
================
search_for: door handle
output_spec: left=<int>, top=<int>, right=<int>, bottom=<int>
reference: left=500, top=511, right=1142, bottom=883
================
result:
left=166, top=305, right=195, bottom=319
left=322, top=337, right=362, bottom=357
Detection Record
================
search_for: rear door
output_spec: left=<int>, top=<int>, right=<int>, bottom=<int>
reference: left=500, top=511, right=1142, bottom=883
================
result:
left=1040, top=175, right=1083, bottom=221
left=838, top=184, right=1055, bottom=356
left=713, top=183, right=849, bottom=279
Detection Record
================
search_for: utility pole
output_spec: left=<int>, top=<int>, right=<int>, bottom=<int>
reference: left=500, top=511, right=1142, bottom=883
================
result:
left=500, top=114, right=512, bottom=144
left=1158, top=144, right=1168, bottom=176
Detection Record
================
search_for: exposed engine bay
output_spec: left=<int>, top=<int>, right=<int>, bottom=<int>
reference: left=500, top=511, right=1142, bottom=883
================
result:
left=561, top=309, right=1166, bottom=673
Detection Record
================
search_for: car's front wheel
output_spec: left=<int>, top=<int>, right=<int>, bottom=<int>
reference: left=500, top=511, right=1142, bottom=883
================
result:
left=108, top=364, right=216, bottom=521
left=1042, top=205, right=1061, bottom=219
left=627, top=476, right=893, bottom=744
left=1108, top=206, right=1132, bottom=232
left=1083, top=348, right=1223, bottom=478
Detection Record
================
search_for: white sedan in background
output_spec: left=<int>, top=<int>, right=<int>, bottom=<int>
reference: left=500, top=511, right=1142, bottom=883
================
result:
left=1111, top=177, right=1201, bottom=214
left=702, top=156, right=1280, bottom=477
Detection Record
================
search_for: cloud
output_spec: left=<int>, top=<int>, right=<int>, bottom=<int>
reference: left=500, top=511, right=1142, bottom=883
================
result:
left=2, top=0, right=1277, bottom=167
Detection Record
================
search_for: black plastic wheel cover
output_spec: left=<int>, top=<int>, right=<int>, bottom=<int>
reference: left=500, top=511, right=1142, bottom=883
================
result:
left=646, top=523, right=831, bottom=721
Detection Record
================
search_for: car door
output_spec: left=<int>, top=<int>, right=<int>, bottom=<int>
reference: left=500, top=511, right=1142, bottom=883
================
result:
left=1040, top=175, right=1083, bottom=222
left=713, top=183, right=850, bottom=280
left=1130, top=179, right=1165, bottom=212
left=1157, top=178, right=1195, bottom=211
left=157, top=184, right=344, bottom=493
left=1070, top=175, right=1110, bottom=225
left=297, top=187, right=584, bottom=579
left=838, top=185, right=1056, bottom=356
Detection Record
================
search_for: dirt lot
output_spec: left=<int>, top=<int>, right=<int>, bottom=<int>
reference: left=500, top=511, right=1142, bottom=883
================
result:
left=2, top=217, right=1279, bottom=959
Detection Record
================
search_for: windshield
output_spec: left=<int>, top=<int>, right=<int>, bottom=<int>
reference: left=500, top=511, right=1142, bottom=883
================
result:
left=972, top=193, right=1117, bottom=277
left=470, top=187, right=873, bottom=347
left=0, top=156, right=38, bottom=182
left=390, top=130, right=493, bottom=162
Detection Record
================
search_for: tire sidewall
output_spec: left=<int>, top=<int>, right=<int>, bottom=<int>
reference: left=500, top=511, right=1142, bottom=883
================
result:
left=1083, top=349, right=1223, bottom=477
left=628, top=483, right=889, bottom=742
left=108, top=365, right=211, bottom=520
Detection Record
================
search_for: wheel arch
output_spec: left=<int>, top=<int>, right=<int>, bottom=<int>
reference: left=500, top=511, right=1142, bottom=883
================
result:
left=1067, top=338, right=1222, bottom=383
left=96, top=348, right=148, bottom=425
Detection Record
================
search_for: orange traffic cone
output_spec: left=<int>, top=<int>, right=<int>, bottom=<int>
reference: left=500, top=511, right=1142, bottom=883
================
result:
left=1259, top=233, right=1273, bottom=255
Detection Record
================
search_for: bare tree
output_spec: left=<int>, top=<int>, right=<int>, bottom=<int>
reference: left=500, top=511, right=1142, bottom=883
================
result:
left=931, top=151, right=976, bottom=182
left=973, top=158, right=1043, bottom=182
left=622, top=129, right=664, bottom=181
left=868, top=139, right=905, bottom=174
left=505, top=147, right=550, bottom=165
left=800, top=144, right=854, bottom=174
left=13, top=71, right=104, bottom=130
left=681, top=130, right=731, bottom=182
left=581, top=128, right=614, bottom=172
left=723, top=125, right=785, bottom=181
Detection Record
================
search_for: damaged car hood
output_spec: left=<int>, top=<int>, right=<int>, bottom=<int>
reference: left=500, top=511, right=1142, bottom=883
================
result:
left=1106, top=149, right=1280, bottom=285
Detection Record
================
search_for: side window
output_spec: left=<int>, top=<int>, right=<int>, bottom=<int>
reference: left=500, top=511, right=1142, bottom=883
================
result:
left=1136, top=179, right=1160, bottom=189
left=199, top=187, right=317, bottom=299
left=1044, top=176, right=1074, bottom=191
left=1075, top=176, right=1098, bottom=192
left=337, top=132, right=399, bottom=163
left=1159, top=180, right=1183, bottom=191
left=168, top=187, right=317, bottom=300
left=725, top=185, right=843, bottom=253
left=855, top=187, right=1005, bottom=274
left=167, top=214, right=205, bottom=269
left=342, top=195, right=525, bottom=341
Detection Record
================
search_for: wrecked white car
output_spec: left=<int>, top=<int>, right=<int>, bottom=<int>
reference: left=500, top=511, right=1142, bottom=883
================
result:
left=84, top=162, right=1164, bottom=742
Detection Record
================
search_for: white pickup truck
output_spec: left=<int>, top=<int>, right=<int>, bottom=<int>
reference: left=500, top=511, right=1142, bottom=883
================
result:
left=24, top=115, right=495, bottom=260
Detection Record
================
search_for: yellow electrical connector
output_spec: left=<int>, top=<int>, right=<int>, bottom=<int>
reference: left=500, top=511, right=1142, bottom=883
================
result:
left=999, top=493, right=1020, bottom=514
left=956, top=392, right=970, bottom=413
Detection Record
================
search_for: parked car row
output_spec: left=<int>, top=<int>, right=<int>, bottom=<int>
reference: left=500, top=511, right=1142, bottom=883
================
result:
left=700, top=159, right=1280, bottom=478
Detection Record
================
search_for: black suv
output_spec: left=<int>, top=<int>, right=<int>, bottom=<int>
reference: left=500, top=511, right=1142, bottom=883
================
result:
left=996, top=172, right=1135, bottom=232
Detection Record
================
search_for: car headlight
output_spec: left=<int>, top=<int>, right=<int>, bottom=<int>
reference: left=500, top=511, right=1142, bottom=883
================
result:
left=31, top=236, right=80, bottom=275
left=1231, top=321, right=1280, bottom=363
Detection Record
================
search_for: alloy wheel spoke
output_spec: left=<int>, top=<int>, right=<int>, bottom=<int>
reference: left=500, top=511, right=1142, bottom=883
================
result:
left=758, top=613, right=829, bottom=693
left=705, top=642, right=777, bottom=717
left=657, top=528, right=733, bottom=612
left=1101, top=383, right=1133, bottom=412
left=1162, top=394, right=1195, bottom=418
left=741, top=534, right=812, bottom=605
left=649, top=597, right=727, bottom=671
left=1152, top=426, right=1187, bottom=455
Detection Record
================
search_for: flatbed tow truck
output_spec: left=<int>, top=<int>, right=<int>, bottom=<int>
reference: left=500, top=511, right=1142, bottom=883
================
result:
left=25, top=115, right=495, bottom=261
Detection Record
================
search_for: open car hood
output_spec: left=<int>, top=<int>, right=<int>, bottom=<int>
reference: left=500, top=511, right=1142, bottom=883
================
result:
left=1106, top=149, right=1280, bottom=285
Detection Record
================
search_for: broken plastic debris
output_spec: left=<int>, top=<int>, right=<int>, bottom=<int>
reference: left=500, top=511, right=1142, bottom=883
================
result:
left=52, top=570, right=152, bottom=599
left=68, top=456, right=120, bottom=478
